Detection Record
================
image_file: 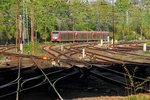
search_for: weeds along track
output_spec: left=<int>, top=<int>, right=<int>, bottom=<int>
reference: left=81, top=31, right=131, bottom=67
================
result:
left=46, top=42, right=150, bottom=65
left=115, top=42, right=150, bottom=51
left=64, top=46, right=141, bottom=64
left=62, top=42, right=150, bottom=64
left=89, top=65, right=150, bottom=93
left=87, top=47, right=150, bottom=61
left=88, top=47, right=150, bottom=60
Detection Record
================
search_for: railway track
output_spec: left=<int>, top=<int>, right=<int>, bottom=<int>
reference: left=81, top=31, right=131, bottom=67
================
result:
left=62, top=42, right=150, bottom=64
left=0, top=42, right=150, bottom=99
left=0, top=45, right=16, bottom=52
left=42, top=45, right=89, bottom=66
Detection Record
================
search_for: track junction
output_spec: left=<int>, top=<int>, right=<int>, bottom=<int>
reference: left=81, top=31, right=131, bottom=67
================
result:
left=0, top=41, right=150, bottom=100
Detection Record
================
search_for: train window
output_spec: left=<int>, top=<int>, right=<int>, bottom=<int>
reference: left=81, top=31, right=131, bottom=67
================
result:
left=52, top=32, right=58, bottom=37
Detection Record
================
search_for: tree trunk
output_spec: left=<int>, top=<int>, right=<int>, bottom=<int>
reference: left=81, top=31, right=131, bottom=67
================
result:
left=16, top=0, right=20, bottom=52
left=30, top=0, right=34, bottom=54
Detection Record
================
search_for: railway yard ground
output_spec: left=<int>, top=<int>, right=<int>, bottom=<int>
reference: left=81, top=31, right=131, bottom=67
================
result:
left=0, top=41, right=150, bottom=100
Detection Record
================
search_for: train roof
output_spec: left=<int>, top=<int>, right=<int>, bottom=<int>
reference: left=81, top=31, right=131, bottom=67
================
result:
left=52, top=31, right=109, bottom=33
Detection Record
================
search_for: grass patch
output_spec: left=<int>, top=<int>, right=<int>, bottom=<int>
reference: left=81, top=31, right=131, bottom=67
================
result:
left=23, top=42, right=44, bottom=55
left=43, top=41, right=53, bottom=44
left=0, top=54, right=4, bottom=60
left=144, top=51, right=150, bottom=54
left=126, top=94, right=150, bottom=100
left=147, top=41, right=150, bottom=46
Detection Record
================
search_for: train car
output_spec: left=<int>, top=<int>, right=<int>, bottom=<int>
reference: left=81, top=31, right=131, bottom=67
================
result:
left=51, top=31, right=109, bottom=42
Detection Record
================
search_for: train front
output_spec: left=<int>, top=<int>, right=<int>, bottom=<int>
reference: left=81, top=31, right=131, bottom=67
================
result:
left=51, top=32, right=59, bottom=41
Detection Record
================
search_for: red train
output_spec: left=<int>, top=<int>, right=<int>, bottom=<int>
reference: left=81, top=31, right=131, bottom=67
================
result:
left=51, top=31, right=109, bottom=42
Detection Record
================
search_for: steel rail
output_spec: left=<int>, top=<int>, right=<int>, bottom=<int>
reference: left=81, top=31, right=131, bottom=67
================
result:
left=0, top=91, right=17, bottom=98
left=0, top=79, right=47, bottom=98
left=64, top=47, right=121, bottom=64
left=67, top=45, right=144, bottom=64
left=0, top=60, right=22, bottom=89
left=31, top=57, right=64, bottom=100
left=0, top=51, right=43, bottom=60
left=92, top=65, right=150, bottom=82
left=88, top=46, right=150, bottom=60
left=42, top=45, right=73, bottom=66
left=89, top=70, right=150, bottom=93
left=20, top=78, right=47, bottom=92
left=16, top=57, right=22, bottom=100
left=0, top=46, right=16, bottom=52
left=0, top=57, right=21, bottom=98
left=53, top=68, right=80, bottom=92
left=42, top=45, right=56, bottom=57
left=20, top=67, right=75, bottom=87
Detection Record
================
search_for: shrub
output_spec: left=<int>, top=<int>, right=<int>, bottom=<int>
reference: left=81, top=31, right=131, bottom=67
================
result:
left=0, top=54, right=4, bottom=60
left=124, top=34, right=136, bottom=41
left=23, top=42, right=43, bottom=55
left=147, top=41, right=150, bottom=46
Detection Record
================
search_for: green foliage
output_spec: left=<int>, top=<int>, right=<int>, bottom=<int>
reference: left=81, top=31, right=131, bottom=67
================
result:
left=0, top=0, right=17, bottom=41
left=23, top=42, right=43, bottom=55
left=23, top=42, right=32, bottom=53
left=126, top=94, right=150, bottom=100
left=144, top=51, right=150, bottom=54
left=0, top=54, right=4, bottom=60
left=0, top=0, right=150, bottom=42
left=147, top=41, right=150, bottom=46
left=124, top=34, right=136, bottom=41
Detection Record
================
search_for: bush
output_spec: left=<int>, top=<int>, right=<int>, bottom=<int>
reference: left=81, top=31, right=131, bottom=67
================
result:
left=0, top=54, right=4, bottom=60
left=144, top=51, right=150, bottom=54
left=124, top=34, right=136, bottom=41
left=147, top=41, right=150, bottom=46
left=115, top=34, right=124, bottom=40
left=23, top=42, right=43, bottom=55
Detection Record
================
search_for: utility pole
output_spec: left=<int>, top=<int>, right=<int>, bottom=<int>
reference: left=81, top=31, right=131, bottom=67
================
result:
left=30, top=0, right=35, bottom=54
left=16, top=0, right=21, bottom=52
left=112, top=0, right=115, bottom=48
left=23, top=0, right=29, bottom=45
left=19, top=15, right=23, bottom=53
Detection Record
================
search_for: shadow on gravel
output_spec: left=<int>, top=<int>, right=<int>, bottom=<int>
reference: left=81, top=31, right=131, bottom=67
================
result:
left=0, top=63, right=150, bottom=100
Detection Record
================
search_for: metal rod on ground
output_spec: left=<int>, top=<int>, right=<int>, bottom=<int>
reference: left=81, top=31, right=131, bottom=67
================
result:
left=20, top=41, right=23, bottom=54
left=19, top=15, right=23, bottom=53
left=82, top=48, right=86, bottom=58
left=115, top=40, right=118, bottom=44
left=101, top=39, right=103, bottom=46
left=107, top=36, right=110, bottom=42
left=143, top=43, right=147, bottom=51
left=61, top=45, right=64, bottom=51
left=111, top=39, right=113, bottom=44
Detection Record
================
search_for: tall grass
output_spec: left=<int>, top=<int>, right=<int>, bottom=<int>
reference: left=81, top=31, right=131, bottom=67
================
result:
left=147, top=41, right=150, bottom=46
left=123, top=64, right=147, bottom=95
left=23, top=42, right=44, bottom=55
left=126, top=94, right=150, bottom=100
left=0, top=54, right=4, bottom=60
